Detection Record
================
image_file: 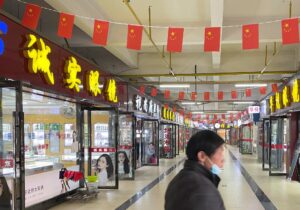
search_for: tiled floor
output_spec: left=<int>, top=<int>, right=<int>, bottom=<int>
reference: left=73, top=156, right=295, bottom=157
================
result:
left=50, top=146, right=300, bottom=210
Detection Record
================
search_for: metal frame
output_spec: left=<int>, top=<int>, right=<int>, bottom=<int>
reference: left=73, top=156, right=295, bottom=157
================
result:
left=81, top=106, right=119, bottom=189
left=0, top=80, right=24, bottom=210
left=141, top=118, right=159, bottom=166
left=268, top=116, right=288, bottom=176
left=176, top=124, right=180, bottom=155
left=262, top=118, right=270, bottom=171
left=239, top=123, right=253, bottom=155
left=118, top=111, right=135, bottom=180
left=160, top=122, right=176, bottom=159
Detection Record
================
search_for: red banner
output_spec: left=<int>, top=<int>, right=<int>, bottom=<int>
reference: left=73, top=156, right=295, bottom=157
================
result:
left=118, top=145, right=133, bottom=150
left=21, top=3, right=41, bottom=30
left=90, top=147, right=116, bottom=153
left=281, top=18, right=299, bottom=45
left=57, top=13, right=75, bottom=39
left=272, top=83, right=278, bottom=93
left=127, top=24, right=143, bottom=50
left=164, top=89, right=170, bottom=99
left=167, top=27, right=184, bottom=52
left=242, top=24, right=259, bottom=50
left=93, top=20, right=109, bottom=46
left=204, top=27, right=221, bottom=52
left=218, top=91, right=224, bottom=100
left=0, top=159, right=13, bottom=168
left=259, top=86, right=267, bottom=95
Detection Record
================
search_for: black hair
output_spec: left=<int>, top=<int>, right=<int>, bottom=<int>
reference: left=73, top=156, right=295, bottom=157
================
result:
left=0, top=176, right=12, bottom=209
left=96, top=154, right=114, bottom=179
left=186, top=130, right=225, bottom=161
left=118, top=151, right=130, bottom=174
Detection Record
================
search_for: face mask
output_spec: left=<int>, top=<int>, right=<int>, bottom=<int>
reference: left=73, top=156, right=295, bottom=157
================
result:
left=210, top=164, right=222, bottom=176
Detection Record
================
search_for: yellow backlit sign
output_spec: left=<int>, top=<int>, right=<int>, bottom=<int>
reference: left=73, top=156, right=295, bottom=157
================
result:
left=86, top=70, right=101, bottom=96
left=162, top=107, right=175, bottom=121
left=282, top=85, right=291, bottom=107
left=64, top=56, right=82, bottom=92
left=292, top=79, right=300, bottom=103
left=275, top=92, right=283, bottom=110
left=23, top=34, right=55, bottom=85
left=269, top=95, right=276, bottom=113
left=105, top=79, right=118, bottom=103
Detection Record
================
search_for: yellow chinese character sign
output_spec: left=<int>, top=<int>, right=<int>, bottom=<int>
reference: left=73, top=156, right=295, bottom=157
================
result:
left=105, top=79, right=118, bottom=103
left=269, top=95, right=276, bottom=113
left=86, top=70, right=101, bottom=96
left=292, top=79, right=300, bottom=103
left=275, top=92, right=283, bottom=110
left=282, top=85, right=291, bottom=107
left=23, top=34, right=55, bottom=85
left=64, top=56, right=82, bottom=92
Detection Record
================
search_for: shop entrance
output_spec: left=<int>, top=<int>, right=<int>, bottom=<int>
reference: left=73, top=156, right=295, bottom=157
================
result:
left=0, top=81, right=24, bottom=210
left=159, top=123, right=176, bottom=159
left=81, top=107, right=118, bottom=189
left=262, top=119, right=270, bottom=171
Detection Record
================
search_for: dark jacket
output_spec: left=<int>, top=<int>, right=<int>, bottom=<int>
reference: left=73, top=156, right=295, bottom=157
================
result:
left=165, top=160, right=225, bottom=210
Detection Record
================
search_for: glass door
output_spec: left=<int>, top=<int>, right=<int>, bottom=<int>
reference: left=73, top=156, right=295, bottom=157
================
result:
left=141, top=119, right=159, bottom=166
left=118, top=112, right=134, bottom=180
left=262, top=119, right=270, bottom=170
left=159, top=123, right=175, bottom=159
left=81, top=107, right=118, bottom=189
left=0, top=81, right=24, bottom=210
left=269, top=117, right=288, bottom=176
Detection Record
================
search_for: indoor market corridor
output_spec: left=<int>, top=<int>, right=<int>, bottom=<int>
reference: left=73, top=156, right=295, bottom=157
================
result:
left=50, top=145, right=300, bottom=210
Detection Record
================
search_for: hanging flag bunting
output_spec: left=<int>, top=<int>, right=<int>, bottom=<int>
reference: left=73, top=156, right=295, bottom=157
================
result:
left=180, top=110, right=184, bottom=116
left=281, top=18, right=299, bottom=45
left=204, top=92, right=210, bottom=101
left=173, top=106, right=176, bottom=112
left=222, top=114, right=225, bottom=119
left=139, top=85, right=145, bottom=95
left=164, top=104, right=169, bottom=109
left=93, top=20, right=109, bottom=46
left=178, top=91, right=185, bottom=100
left=206, top=114, right=210, bottom=120
left=0, top=0, right=4, bottom=8
left=164, top=89, right=171, bottom=99
left=218, top=91, right=224, bottom=100
left=214, top=114, right=217, bottom=120
left=57, top=13, right=75, bottom=39
left=204, top=27, right=221, bottom=52
left=259, top=86, right=267, bottom=95
left=272, top=84, right=278, bottom=93
left=231, top=90, right=238, bottom=99
left=127, top=24, right=143, bottom=50
left=21, top=3, right=42, bottom=30
left=242, top=24, right=259, bottom=50
left=245, top=88, right=252, bottom=97
left=167, top=27, right=184, bottom=52
left=151, top=87, right=157, bottom=97
left=191, top=92, right=197, bottom=101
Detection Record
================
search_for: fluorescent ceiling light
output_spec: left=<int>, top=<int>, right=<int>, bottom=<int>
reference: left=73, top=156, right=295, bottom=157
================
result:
left=196, top=102, right=202, bottom=105
left=181, top=102, right=196, bottom=105
left=233, top=101, right=255, bottom=104
left=235, top=84, right=267, bottom=87
left=227, top=111, right=239, bottom=113
left=159, top=84, right=190, bottom=88
left=192, top=111, right=203, bottom=114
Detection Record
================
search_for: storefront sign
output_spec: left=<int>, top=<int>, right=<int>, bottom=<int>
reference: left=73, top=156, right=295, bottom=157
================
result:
left=25, top=166, right=79, bottom=207
left=282, top=85, right=291, bottom=107
left=64, top=56, right=82, bottom=92
left=133, top=95, right=160, bottom=116
left=248, top=106, right=260, bottom=114
left=269, top=95, right=276, bottom=113
left=275, top=92, right=283, bottom=110
left=162, top=107, right=175, bottom=121
left=0, top=20, right=8, bottom=55
left=104, top=79, right=118, bottom=103
left=0, top=159, right=13, bottom=168
left=86, top=70, right=101, bottom=96
left=292, top=79, right=300, bottom=103
left=90, top=147, right=116, bottom=153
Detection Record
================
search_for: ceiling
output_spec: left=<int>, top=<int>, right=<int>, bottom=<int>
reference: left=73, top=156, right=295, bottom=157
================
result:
left=3, top=0, right=300, bottom=117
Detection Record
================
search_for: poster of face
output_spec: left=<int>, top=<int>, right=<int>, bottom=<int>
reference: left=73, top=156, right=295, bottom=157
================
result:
left=118, top=150, right=132, bottom=178
left=92, top=153, right=115, bottom=187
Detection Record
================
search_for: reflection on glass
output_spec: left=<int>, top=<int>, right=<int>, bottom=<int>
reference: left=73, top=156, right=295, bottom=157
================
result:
left=142, top=121, right=158, bottom=165
left=94, top=123, right=109, bottom=147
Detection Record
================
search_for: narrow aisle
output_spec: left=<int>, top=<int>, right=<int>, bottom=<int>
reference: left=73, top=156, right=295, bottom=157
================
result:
left=50, top=155, right=185, bottom=210
left=228, top=145, right=300, bottom=210
left=128, top=148, right=264, bottom=210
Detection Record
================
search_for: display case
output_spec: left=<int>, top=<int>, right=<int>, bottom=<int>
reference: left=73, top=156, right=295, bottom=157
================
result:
left=159, top=123, right=175, bottom=159
left=239, top=124, right=253, bottom=154
left=64, top=124, right=74, bottom=147
left=142, top=120, right=159, bottom=165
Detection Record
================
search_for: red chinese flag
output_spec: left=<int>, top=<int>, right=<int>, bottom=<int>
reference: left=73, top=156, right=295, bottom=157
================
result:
left=127, top=25, right=143, bottom=50
left=259, top=86, right=267, bottom=95
left=204, top=27, right=221, bottom=52
left=173, top=106, right=176, bottom=112
left=281, top=18, right=299, bottom=45
left=93, top=20, right=109, bottom=46
left=167, top=27, right=184, bottom=52
left=218, top=91, right=224, bottom=100
left=214, top=114, right=218, bottom=120
left=0, top=0, right=5, bottom=8
left=204, top=92, right=210, bottom=101
left=231, top=90, right=238, bottom=99
left=191, top=92, right=197, bottom=101
left=21, top=3, right=41, bottom=30
left=178, top=91, right=185, bottom=100
left=151, top=87, right=157, bottom=97
left=222, top=114, right=225, bottom=119
left=57, top=13, right=75, bottom=39
left=242, top=24, right=259, bottom=50
left=139, top=85, right=145, bottom=94
left=272, top=84, right=278, bottom=93
left=164, top=104, right=169, bottom=109
left=206, top=114, right=210, bottom=120
left=180, top=110, right=185, bottom=116
left=245, top=88, right=252, bottom=97
left=164, top=90, right=170, bottom=99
